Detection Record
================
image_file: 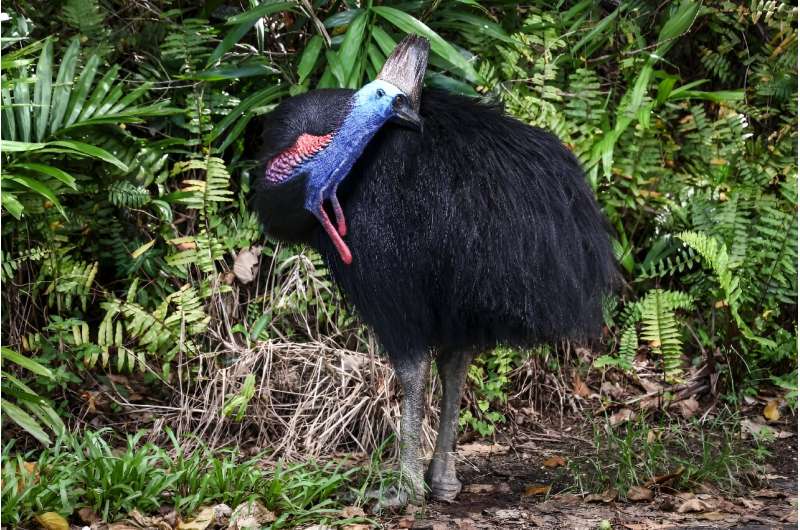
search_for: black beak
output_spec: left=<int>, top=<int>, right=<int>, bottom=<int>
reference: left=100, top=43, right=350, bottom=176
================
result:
left=391, top=94, right=422, bottom=131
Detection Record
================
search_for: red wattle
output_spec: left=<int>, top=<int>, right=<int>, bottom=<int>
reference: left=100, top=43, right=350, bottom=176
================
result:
left=317, top=203, right=353, bottom=265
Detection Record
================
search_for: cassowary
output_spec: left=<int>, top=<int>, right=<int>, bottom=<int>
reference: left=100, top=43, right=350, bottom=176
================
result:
left=252, top=36, right=616, bottom=506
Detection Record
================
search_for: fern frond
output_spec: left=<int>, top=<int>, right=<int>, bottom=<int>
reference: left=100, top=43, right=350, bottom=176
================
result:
left=640, top=289, right=693, bottom=382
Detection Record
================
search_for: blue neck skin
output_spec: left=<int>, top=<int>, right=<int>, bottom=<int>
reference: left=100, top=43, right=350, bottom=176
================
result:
left=295, top=79, right=413, bottom=265
left=302, top=81, right=399, bottom=211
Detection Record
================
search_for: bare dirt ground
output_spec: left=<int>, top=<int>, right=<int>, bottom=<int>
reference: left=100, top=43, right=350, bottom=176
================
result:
left=380, top=423, right=798, bottom=530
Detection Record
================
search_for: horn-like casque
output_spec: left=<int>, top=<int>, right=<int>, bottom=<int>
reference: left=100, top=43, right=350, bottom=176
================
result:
left=376, top=35, right=430, bottom=111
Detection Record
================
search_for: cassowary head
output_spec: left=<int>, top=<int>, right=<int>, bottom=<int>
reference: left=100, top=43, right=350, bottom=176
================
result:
left=258, top=36, right=430, bottom=264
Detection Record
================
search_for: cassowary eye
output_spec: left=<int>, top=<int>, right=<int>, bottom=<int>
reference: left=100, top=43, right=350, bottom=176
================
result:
left=376, top=88, right=385, bottom=98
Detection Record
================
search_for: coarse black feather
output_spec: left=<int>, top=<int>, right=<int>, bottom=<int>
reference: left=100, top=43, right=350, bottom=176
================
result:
left=252, top=89, right=618, bottom=367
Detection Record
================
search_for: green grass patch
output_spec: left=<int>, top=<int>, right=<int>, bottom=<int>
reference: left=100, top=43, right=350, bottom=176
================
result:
left=1, top=428, right=385, bottom=527
left=569, top=410, right=770, bottom=499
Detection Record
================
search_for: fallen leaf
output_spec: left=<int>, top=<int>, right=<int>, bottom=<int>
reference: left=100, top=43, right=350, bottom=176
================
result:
left=610, top=408, right=635, bottom=426
left=340, top=353, right=366, bottom=373
left=397, top=516, right=414, bottom=528
left=542, top=455, right=566, bottom=468
left=677, top=498, right=707, bottom=513
left=177, top=506, right=215, bottom=530
left=22, top=461, right=37, bottom=476
left=601, top=381, right=626, bottom=400
left=701, top=511, right=733, bottom=522
left=340, top=505, right=366, bottom=518
left=626, top=486, right=654, bottom=502
left=213, top=504, right=232, bottom=527
left=643, top=466, right=685, bottom=488
left=573, top=373, right=591, bottom=398
left=738, top=497, right=764, bottom=511
left=33, top=512, right=69, bottom=530
left=639, top=379, right=663, bottom=394
left=454, top=518, right=477, bottom=530
left=523, top=484, right=551, bottom=496
left=745, top=420, right=795, bottom=439
left=343, top=525, right=371, bottom=530
left=233, top=246, right=262, bottom=284
left=763, top=400, right=781, bottom=422
left=646, top=429, right=660, bottom=444
left=175, top=241, right=197, bottom=251
left=494, top=508, right=525, bottom=519
left=457, top=442, right=510, bottom=456
left=585, top=488, right=617, bottom=503
left=229, top=501, right=276, bottom=529
left=674, top=397, right=700, bottom=418
left=78, top=507, right=100, bottom=524
left=463, top=482, right=511, bottom=494
left=752, top=489, right=784, bottom=498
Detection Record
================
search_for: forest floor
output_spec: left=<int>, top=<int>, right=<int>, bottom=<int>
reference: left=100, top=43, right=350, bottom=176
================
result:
left=380, top=417, right=798, bottom=530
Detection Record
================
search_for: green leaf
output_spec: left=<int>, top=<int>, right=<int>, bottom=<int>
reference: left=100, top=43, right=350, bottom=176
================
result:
left=0, top=398, right=51, bottom=445
left=14, top=71, right=31, bottom=143
left=1, top=191, right=24, bottom=218
left=1, top=347, right=54, bottom=378
left=78, top=64, right=120, bottom=122
left=338, top=10, right=369, bottom=88
left=49, top=38, right=80, bottom=134
left=11, top=162, right=77, bottom=189
left=209, top=1, right=296, bottom=66
left=32, top=38, right=53, bottom=141
left=131, top=239, right=156, bottom=259
left=250, top=313, right=271, bottom=340
left=372, top=6, right=478, bottom=81
left=298, top=35, right=324, bottom=84
left=184, top=63, right=278, bottom=81
left=48, top=140, right=128, bottom=171
left=63, top=53, right=100, bottom=128
left=4, top=174, right=64, bottom=215
left=371, top=25, right=397, bottom=57
left=208, top=85, right=285, bottom=142
left=1, top=140, right=47, bottom=152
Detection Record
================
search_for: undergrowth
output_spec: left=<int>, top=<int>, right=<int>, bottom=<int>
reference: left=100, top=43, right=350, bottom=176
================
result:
left=1, top=428, right=382, bottom=528
left=569, top=410, right=770, bottom=499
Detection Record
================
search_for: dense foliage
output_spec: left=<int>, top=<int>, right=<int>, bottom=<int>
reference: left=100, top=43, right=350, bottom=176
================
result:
left=1, top=0, right=796, bottom=448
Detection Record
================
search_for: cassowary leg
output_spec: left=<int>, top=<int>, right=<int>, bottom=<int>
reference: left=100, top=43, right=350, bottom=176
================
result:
left=425, top=351, right=473, bottom=501
left=394, top=355, right=431, bottom=506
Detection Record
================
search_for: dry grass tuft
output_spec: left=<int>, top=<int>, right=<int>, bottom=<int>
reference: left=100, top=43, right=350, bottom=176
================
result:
left=170, top=338, right=439, bottom=459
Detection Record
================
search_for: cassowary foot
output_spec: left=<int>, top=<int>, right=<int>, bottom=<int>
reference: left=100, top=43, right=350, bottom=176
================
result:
left=427, top=476, right=462, bottom=502
left=366, top=483, right=424, bottom=513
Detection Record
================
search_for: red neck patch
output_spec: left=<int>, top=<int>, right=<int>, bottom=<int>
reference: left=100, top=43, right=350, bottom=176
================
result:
left=265, top=133, right=333, bottom=185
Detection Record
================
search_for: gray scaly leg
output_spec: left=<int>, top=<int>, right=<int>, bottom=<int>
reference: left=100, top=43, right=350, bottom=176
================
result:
left=396, top=355, right=431, bottom=504
left=425, top=351, right=473, bottom=501
left=371, top=355, right=431, bottom=510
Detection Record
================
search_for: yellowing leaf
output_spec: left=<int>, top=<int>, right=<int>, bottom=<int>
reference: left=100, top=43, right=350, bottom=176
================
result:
left=177, top=506, right=215, bottom=530
left=34, top=512, right=69, bottom=530
left=130, top=239, right=155, bottom=259
left=572, top=373, right=591, bottom=398
left=763, top=400, right=781, bottom=422
left=542, top=455, right=566, bottom=468
left=626, top=485, right=654, bottom=501
left=523, top=484, right=551, bottom=496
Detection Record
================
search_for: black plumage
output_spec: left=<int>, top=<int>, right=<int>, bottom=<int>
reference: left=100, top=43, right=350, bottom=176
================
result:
left=251, top=42, right=616, bottom=503
left=253, top=89, right=617, bottom=367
